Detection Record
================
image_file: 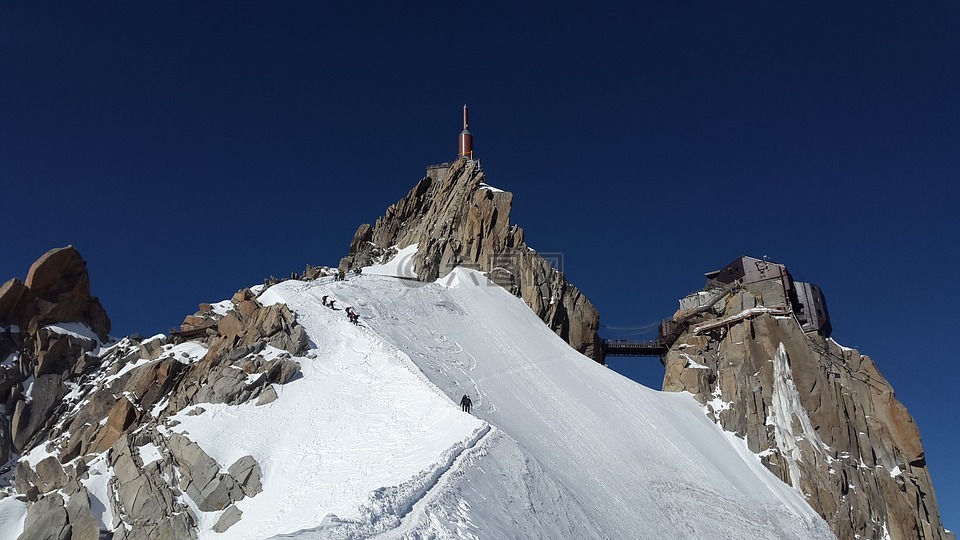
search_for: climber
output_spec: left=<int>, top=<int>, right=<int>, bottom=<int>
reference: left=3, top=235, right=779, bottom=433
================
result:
left=322, top=295, right=328, bottom=307
left=460, top=394, right=472, bottom=413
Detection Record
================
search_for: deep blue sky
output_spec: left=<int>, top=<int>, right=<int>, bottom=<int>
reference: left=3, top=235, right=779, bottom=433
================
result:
left=2, top=1, right=957, bottom=529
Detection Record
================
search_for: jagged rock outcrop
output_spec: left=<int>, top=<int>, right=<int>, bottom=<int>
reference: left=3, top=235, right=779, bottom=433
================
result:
left=2, top=248, right=307, bottom=539
left=339, top=158, right=601, bottom=360
left=662, top=286, right=948, bottom=540
left=0, top=246, right=110, bottom=341
left=0, top=246, right=111, bottom=464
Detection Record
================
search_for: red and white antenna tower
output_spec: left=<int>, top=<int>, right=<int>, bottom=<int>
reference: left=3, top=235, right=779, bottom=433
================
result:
left=458, top=104, right=474, bottom=159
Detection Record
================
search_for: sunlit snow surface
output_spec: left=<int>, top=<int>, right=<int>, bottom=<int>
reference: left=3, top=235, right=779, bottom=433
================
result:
left=244, top=266, right=832, bottom=539
left=169, top=275, right=483, bottom=539
left=362, top=244, right=419, bottom=279
left=0, top=497, right=27, bottom=540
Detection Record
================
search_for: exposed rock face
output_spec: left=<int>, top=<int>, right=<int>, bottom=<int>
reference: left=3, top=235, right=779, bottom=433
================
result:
left=662, top=287, right=948, bottom=540
left=1, top=248, right=306, bottom=539
left=339, top=159, right=601, bottom=360
left=0, top=247, right=112, bottom=463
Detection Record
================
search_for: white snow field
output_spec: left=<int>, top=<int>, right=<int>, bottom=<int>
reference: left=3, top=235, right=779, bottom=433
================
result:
left=225, top=261, right=833, bottom=539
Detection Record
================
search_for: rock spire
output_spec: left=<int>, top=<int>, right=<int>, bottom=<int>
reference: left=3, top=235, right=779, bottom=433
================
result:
left=339, top=158, right=602, bottom=360
left=661, top=281, right=948, bottom=540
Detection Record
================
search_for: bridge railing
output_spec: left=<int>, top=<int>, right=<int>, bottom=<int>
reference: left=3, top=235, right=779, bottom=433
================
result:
left=602, top=339, right=662, bottom=349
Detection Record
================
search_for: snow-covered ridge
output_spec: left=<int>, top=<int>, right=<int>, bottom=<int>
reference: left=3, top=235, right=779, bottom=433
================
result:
left=2, top=255, right=835, bottom=539
left=247, top=264, right=833, bottom=539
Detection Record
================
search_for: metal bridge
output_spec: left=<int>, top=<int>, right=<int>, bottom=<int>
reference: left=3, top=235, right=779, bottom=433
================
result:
left=599, top=280, right=744, bottom=364
left=601, top=339, right=668, bottom=360
left=600, top=323, right=679, bottom=364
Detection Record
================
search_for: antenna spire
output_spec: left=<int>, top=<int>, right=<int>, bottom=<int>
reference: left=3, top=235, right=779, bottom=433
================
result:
left=458, top=105, right=474, bottom=159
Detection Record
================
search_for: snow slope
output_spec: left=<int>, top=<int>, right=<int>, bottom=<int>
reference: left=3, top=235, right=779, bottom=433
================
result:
left=167, top=289, right=485, bottom=539
left=239, top=263, right=835, bottom=539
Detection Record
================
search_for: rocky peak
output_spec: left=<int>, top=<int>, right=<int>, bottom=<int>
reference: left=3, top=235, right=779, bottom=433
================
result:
left=339, top=158, right=602, bottom=360
left=0, top=245, right=110, bottom=341
left=661, top=277, right=948, bottom=540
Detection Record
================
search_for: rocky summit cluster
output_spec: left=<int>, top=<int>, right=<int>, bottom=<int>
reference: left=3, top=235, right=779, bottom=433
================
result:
left=339, top=158, right=602, bottom=361
left=662, top=285, right=948, bottom=540
left=1, top=247, right=306, bottom=539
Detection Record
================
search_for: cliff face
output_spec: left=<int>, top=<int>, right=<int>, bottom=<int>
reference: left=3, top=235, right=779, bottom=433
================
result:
left=662, top=286, right=947, bottom=540
left=339, top=158, right=601, bottom=360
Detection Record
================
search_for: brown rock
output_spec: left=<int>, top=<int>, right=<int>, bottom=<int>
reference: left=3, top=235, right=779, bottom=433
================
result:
left=662, top=287, right=949, bottom=540
left=349, top=223, right=374, bottom=253
left=126, top=358, right=185, bottom=409
left=238, top=299, right=259, bottom=320
left=34, top=456, right=67, bottom=493
left=0, top=278, right=28, bottom=325
left=25, top=246, right=90, bottom=295
left=182, top=315, right=211, bottom=329
left=231, top=289, right=253, bottom=305
left=218, top=313, right=243, bottom=342
left=6, top=246, right=112, bottom=342
left=104, top=397, right=139, bottom=440
left=11, top=375, right=67, bottom=452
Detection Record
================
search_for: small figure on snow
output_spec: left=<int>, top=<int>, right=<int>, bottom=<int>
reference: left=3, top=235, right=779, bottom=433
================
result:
left=322, top=295, right=329, bottom=307
left=460, top=394, right=472, bottom=413
left=346, top=307, right=360, bottom=325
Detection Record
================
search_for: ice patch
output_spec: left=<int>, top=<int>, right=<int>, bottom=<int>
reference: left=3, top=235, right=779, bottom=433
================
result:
left=1, top=351, right=18, bottom=368
left=209, top=300, right=234, bottom=316
left=478, top=183, right=504, bottom=193
left=0, top=496, right=27, bottom=540
left=22, top=377, right=36, bottom=404
left=681, top=353, right=709, bottom=370
left=766, top=343, right=830, bottom=495
left=363, top=244, right=420, bottom=279
left=167, top=341, right=208, bottom=364
left=137, top=443, right=162, bottom=466
left=42, top=322, right=101, bottom=343
left=436, top=268, right=492, bottom=289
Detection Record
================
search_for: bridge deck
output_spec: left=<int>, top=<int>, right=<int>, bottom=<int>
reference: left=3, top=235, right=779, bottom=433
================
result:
left=601, top=341, right=667, bottom=358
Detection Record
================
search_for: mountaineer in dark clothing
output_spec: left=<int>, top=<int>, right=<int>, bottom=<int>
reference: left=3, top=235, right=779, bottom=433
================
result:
left=460, top=394, right=472, bottom=413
